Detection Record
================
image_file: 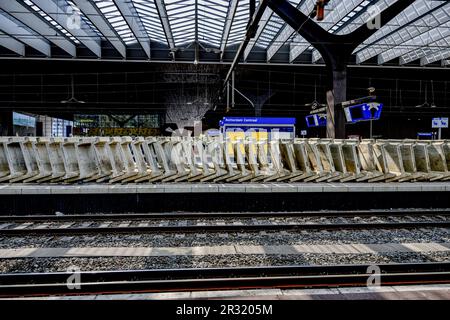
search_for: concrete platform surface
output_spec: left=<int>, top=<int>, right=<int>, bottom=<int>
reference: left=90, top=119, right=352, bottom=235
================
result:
left=0, top=182, right=449, bottom=195
left=0, top=242, right=449, bottom=258
left=8, top=284, right=450, bottom=300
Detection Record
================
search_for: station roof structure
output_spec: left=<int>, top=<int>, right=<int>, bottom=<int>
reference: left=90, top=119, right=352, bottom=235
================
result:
left=0, top=0, right=449, bottom=67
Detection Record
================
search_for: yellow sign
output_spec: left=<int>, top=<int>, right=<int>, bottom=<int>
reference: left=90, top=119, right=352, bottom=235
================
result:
left=86, top=128, right=160, bottom=136
left=224, top=130, right=269, bottom=155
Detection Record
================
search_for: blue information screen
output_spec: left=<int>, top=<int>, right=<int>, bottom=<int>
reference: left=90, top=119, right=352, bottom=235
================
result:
left=344, top=103, right=383, bottom=123
left=221, top=117, right=296, bottom=125
left=305, top=114, right=326, bottom=128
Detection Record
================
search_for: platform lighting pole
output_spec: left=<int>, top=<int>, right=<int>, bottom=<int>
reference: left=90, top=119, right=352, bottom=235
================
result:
left=194, top=0, right=199, bottom=64
left=226, top=82, right=230, bottom=111
left=232, top=71, right=235, bottom=109
left=223, top=0, right=415, bottom=139
left=249, top=0, right=256, bottom=27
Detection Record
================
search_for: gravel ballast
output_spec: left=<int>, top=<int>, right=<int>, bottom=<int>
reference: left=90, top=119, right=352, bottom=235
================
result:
left=0, top=227, right=448, bottom=249
left=0, top=252, right=449, bottom=273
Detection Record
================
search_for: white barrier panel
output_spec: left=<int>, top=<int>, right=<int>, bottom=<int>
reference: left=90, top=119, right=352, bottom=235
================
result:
left=340, top=140, right=366, bottom=182
left=232, top=139, right=252, bottom=182
left=413, top=142, right=438, bottom=181
left=264, top=140, right=292, bottom=182
left=443, top=141, right=450, bottom=181
left=171, top=139, right=191, bottom=182
left=61, top=138, right=81, bottom=183
left=315, top=139, right=341, bottom=182
left=150, top=138, right=178, bottom=182
left=205, top=139, right=228, bottom=182
left=47, top=138, right=68, bottom=182
left=0, top=138, right=10, bottom=180
left=290, top=140, right=315, bottom=182
left=381, top=142, right=412, bottom=182
left=76, top=137, right=100, bottom=182
left=2, top=137, right=30, bottom=183
left=126, top=137, right=151, bottom=183
left=428, top=142, right=450, bottom=181
left=216, top=139, right=241, bottom=182
left=256, top=140, right=278, bottom=182
left=399, top=141, right=425, bottom=182
left=179, top=137, right=204, bottom=182
left=279, top=140, right=306, bottom=181
left=24, top=137, right=53, bottom=183
left=91, top=137, right=114, bottom=182
left=137, top=137, right=164, bottom=182
left=303, top=140, right=331, bottom=182
left=0, top=136, right=449, bottom=183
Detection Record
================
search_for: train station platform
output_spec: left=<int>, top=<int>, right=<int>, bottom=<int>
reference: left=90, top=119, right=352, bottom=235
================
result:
left=1, top=182, right=450, bottom=194
left=0, top=182, right=449, bottom=214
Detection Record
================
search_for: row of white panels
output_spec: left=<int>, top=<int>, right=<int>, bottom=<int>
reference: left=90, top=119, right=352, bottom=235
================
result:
left=0, top=136, right=449, bottom=184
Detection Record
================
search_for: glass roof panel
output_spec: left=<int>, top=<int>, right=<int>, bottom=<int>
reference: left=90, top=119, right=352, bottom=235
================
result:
left=133, top=0, right=167, bottom=44
left=226, top=0, right=250, bottom=46
left=23, top=0, right=80, bottom=44
left=66, top=0, right=104, bottom=39
left=198, top=0, right=229, bottom=48
left=165, top=0, right=196, bottom=46
left=256, top=0, right=300, bottom=48
left=92, top=0, right=137, bottom=45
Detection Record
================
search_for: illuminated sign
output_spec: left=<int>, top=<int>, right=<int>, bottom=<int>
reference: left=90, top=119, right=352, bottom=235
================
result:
left=13, top=112, right=36, bottom=128
left=305, top=114, right=326, bottom=128
left=344, top=102, right=383, bottom=124
left=432, top=118, right=448, bottom=128
left=221, top=117, right=296, bottom=125
left=220, top=117, right=296, bottom=140
left=75, top=127, right=161, bottom=136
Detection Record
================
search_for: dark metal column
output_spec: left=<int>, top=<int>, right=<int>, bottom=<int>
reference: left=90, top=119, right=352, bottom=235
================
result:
left=0, top=112, right=13, bottom=136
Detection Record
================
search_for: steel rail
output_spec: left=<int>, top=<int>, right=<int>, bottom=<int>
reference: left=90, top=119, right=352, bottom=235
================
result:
left=0, top=262, right=449, bottom=297
left=1, top=208, right=449, bottom=222
left=0, top=221, right=448, bottom=236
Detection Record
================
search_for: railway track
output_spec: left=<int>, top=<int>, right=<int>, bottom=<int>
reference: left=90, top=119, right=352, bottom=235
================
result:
left=0, top=262, right=449, bottom=298
left=0, top=209, right=449, bottom=235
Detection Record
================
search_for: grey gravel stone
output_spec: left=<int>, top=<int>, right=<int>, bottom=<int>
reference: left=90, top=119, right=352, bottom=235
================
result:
left=0, top=227, right=448, bottom=249
left=0, top=252, right=449, bottom=273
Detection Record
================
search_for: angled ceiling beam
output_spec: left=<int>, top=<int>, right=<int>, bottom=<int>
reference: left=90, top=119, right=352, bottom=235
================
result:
left=243, top=7, right=273, bottom=61
left=378, top=19, right=450, bottom=65
left=0, top=30, right=25, bottom=55
left=154, top=0, right=175, bottom=50
left=0, top=0, right=76, bottom=56
left=308, top=0, right=381, bottom=63
left=309, top=0, right=372, bottom=63
left=34, top=0, right=101, bottom=57
left=421, top=49, right=450, bottom=66
left=355, top=0, right=446, bottom=64
left=113, top=0, right=150, bottom=58
left=72, top=0, right=126, bottom=57
left=0, top=11, right=50, bottom=56
left=401, top=34, right=450, bottom=65
left=220, top=0, right=238, bottom=60
left=290, top=0, right=374, bottom=63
